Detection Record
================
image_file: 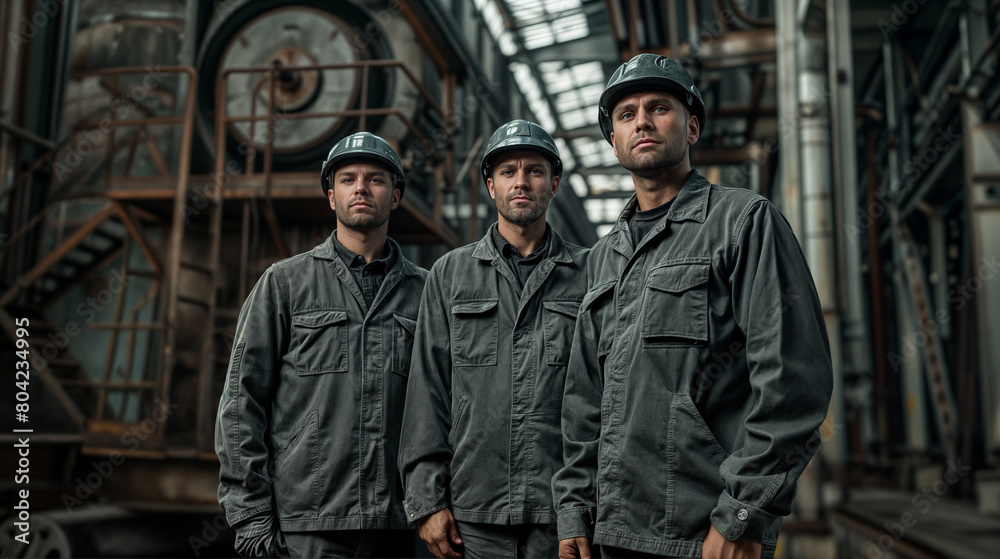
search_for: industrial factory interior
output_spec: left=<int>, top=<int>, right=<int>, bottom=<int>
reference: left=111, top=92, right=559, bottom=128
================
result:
left=1, top=0, right=999, bottom=557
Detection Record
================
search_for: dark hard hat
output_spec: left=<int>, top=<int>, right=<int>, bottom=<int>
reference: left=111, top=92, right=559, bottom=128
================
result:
left=320, top=132, right=405, bottom=196
left=481, top=119, right=562, bottom=184
left=598, top=53, right=706, bottom=145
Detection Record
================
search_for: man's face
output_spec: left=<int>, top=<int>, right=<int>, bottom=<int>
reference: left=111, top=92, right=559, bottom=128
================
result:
left=487, top=152, right=560, bottom=227
left=327, top=162, right=400, bottom=231
left=609, top=91, right=699, bottom=175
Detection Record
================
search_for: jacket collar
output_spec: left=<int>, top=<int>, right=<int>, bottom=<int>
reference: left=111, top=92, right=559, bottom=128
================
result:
left=471, top=222, right=573, bottom=264
left=609, top=169, right=711, bottom=245
left=311, top=232, right=419, bottom=276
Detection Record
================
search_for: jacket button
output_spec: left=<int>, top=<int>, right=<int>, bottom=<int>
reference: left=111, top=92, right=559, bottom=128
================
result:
left=737, top=509, right=749, bottom=521
left=409, top=513, right=415, bottom=518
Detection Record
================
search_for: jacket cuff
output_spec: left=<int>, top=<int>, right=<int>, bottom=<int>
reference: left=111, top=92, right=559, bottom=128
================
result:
left=557, top=508, right=594, bottom=541
left=709, top=491, right=781, bottom=543
left=226, top=504, right=273, bottom=529
left=402, top=497, right=448, bottom=524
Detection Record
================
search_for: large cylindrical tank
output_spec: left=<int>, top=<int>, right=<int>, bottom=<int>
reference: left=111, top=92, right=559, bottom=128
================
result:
left=194, top=0, right=422, bottom=172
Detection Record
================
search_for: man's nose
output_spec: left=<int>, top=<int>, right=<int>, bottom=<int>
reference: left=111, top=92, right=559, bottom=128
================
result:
left=634, top=107, right=653, bottom=131
left=513, top=169, right=530, bottom=189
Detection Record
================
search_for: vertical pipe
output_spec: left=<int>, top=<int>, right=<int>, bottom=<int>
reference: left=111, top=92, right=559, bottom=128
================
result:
left=828, top=0, right=870, bottom=429
left=864, top=123, right=891, bottom=462
left=959, top=0, right=1000, bottom=461
left=774, top=0, right=802, bottom=236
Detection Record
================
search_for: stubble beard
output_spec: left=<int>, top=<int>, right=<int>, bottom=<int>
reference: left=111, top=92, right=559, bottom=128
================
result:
left=497, top=192, right=549, bottom=227
left=336, top=204, right=390, bottom=232
left=619, top=139, right=687, bottom=179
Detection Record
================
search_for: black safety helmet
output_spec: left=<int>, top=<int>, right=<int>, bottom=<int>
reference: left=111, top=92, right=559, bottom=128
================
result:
left=598, top=53, right=706, bottom=145
left=320, top=132, right=405, bottom=196
left=481, top=120, right=562, bottom=184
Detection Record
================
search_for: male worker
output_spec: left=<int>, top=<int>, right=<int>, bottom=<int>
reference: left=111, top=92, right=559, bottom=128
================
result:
left=399, top=120, right=589, bottom=558
left=215, top=132, right=426, bottom=558
left=553, top=54, right=834, bottom=559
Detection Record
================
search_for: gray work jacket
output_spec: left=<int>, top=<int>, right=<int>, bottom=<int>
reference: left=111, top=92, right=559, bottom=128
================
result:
left=215, top=234, right=428, bottom=532
left=399, top=225, right=589, bottom=525
left=553, top=171, right=833, bottom=558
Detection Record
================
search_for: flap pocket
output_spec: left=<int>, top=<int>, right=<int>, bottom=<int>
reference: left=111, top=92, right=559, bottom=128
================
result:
left=452, top=300, right=499, bottom=315
left=292, top=309, right=348, bottom=328
left=393, top=313, right=417, bottom=334
left=543, top=301, right=581, bottom=318
left=543, top=300, right=581, bottom=366
left=647, top=262, right=709, bottom=293
left=580, top=280, right=616, bottom=314
left=291, top=309, right=349, bottom=374
left=451, top=299, right=499, bottom=367
left=642, top=262, right=709, bottom=345
left=391, top=313, right=418, bottom=375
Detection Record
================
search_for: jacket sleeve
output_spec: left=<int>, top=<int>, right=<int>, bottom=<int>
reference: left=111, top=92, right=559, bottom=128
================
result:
left=215, top=264, right=289, bottom=528
left=398, top=266, right=454, bottom=522
left=712, top=200, right=834, bottom=542
left=552, top=280, right=609, bottom=541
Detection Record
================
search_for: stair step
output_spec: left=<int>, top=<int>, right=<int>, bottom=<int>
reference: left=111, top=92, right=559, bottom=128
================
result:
left=92, top=228, right=122, bottom=240
left=180, top=261, right=215, bottom=275
left=177, top=295, right=211, bottom=309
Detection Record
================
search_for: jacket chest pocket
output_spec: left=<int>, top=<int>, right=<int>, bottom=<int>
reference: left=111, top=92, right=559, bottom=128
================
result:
left=642, top=262, right=709, bottom=347
left=291, top=309, right=348, bottom=374
left=542, top=301, right=581, bottom=366
left=451, top=299, right=498, bottom=367
left=391, top=313, right=418, bottom=375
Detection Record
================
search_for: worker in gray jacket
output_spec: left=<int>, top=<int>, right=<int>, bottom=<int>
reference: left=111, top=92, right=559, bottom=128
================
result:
left=399, top=120, right=589, bottom=559
left=553, top=54, right=834, bottom=559
left=215, top=132, right=427, bottom=558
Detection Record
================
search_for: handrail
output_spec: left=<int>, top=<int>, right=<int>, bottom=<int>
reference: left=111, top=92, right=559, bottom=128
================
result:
left=215, top=58, right=456, bottom=203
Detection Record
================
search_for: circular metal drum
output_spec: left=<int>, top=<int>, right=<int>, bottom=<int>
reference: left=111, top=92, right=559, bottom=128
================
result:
left=195, top=0, right=396, bottom=171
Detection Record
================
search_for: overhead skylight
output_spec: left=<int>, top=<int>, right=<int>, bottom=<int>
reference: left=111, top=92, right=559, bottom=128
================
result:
left=571, top=137, right=619, bottom=167
left=568, top=173, right=589, bottom=197
left=586, top=173, right=634, bottom=193
left=538, top=61, right=605, bottom=130
left=509, top=62, right=558, bottom=130
left=554, top=138, right=576, bottom=172
left=474, top=0, right=518, bottom=56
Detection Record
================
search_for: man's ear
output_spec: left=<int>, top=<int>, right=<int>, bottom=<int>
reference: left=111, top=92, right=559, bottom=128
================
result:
left=688, top=114, right=700, bottom=145
left=486, top=177, right=496, bottom=200
left=390, top=186, right=402, bottom=210
left=327, top=187, right=336, bottom=211
left=611, top=132, right=618, bottom=157
left=549, top=175, right=561, bottom=199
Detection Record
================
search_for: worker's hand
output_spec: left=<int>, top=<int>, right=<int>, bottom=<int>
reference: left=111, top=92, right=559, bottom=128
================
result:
left=233, top=513, right=284, bottom=557
left=701, top=524, right=762, bottom=559
left=558, top=536, right=592, bottom=559
left=417, top=508, right=463, bottom=558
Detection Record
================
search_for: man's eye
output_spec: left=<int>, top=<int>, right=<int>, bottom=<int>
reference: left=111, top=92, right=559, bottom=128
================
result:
left=654, top=106, right=668, bottom=113
left=618, top=112, right=633, bottom=121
